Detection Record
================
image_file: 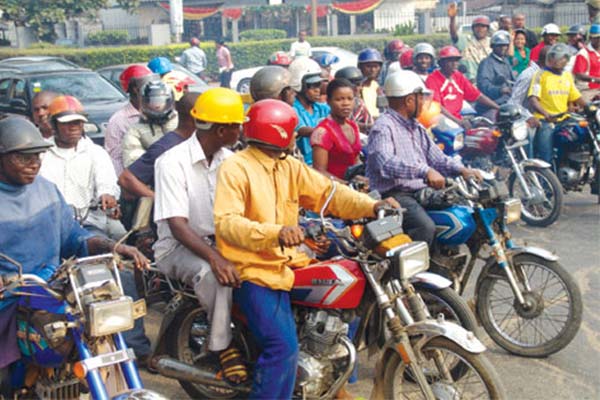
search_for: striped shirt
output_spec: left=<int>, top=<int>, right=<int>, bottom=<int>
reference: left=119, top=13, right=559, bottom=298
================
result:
left=104, top=102, right=140, bottom=176
left=508, top=62, right=540, bottom=119
left=366, top=108, right=464, bottom=194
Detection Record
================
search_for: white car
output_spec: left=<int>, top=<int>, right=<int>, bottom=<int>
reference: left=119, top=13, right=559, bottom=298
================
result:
left=230, top=46, right=358, bottom=94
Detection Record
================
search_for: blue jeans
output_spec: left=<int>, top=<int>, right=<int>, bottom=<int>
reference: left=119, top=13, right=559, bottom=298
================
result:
left=234, top=281, right=299, bottom=400
left=534, top=121, right=555, bottom=164
left=119, top=270, right=151, bottom=357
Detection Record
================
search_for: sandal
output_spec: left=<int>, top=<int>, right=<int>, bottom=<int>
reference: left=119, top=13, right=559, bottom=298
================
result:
left=218, top=346, right=248, bottom=385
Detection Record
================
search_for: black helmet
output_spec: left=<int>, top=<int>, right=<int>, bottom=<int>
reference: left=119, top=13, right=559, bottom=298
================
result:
left=497, top=104, right=521, bottom=125
left=334, top=66, right=364, bottom=86
left=140, top=80, right=174, bottom=123
left=0, top=117, right=51, bottom=154
left=567, top=24, right=587, bottom=37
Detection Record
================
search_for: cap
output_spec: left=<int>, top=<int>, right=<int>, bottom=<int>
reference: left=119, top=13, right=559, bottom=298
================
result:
left=56, top=114, right=88, bottom=123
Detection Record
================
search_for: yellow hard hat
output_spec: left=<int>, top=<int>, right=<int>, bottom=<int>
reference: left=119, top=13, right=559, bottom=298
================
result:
left=190, top=87, right=245, bottom=124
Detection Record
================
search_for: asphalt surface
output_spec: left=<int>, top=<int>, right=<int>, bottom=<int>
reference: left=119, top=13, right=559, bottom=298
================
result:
left=141, top=191, right=600, bottom=399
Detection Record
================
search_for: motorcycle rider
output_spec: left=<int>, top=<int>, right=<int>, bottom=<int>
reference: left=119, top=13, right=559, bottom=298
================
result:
left=530, top=23, right=562, bottom=64
left=357, top=48, right=384, bottom=119
left=0, top=117, right=147, bottom=386
left=425, top=46, right=499, bottom=129
left=105, top=65, right=156, bottom=176
left=31, top=91, right=58, bottom=139
left=412, top=42, right=436, bottom=82
left=573, top=24, right=600, bottom=102
left=122, top=80, right=178, bottom=168
left=367, top=70, right=482, bottom=245
left=335, top=66, right=373, bottom=132
left=213, top=98, right=397, bottom=399
left=250, top=65, right=296, bottom=105
left=289, top=57, right=330, bottom=166
left=476, top=30, right=515, bottom=119
left=380, top=39, right=407, bottom=85
left=153, top=88, right=248, bottom=384
left=448, top=3, right=491, bottom=82
left=528, top=43, right=587, bottom=165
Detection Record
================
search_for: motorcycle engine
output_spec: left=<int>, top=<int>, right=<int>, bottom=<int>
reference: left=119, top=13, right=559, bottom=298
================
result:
left=295, top=310, right=351, bottom=398
left=558, top=167, right=580, bottom=188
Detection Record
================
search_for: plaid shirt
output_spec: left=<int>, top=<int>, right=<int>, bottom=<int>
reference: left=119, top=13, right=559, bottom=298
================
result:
left=366, top=108, right=464, bottom=194
left=104, top=102, right=140, bottom=176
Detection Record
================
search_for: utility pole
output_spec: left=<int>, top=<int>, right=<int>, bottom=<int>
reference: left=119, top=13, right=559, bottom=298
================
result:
left=311, top=0, right=318, bottom=36
left=169, top=0, right=184, bottom=43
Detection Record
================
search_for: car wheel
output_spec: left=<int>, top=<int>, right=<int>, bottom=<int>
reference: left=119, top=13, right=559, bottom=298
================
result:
left=236, top=78, right=251, bottom=94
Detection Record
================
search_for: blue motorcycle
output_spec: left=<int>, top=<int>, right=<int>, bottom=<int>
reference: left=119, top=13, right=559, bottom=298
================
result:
left=424, top=176, right=582, bottom=357
left=0, top=253, right=166, bottom=400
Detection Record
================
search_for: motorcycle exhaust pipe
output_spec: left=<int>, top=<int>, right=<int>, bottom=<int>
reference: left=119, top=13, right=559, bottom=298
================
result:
left=155, top=357, right=251, bottom=393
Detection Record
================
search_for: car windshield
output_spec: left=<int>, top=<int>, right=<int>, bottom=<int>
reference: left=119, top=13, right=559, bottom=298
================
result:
left=30, top=72, right=126, bottom=102
left=0, top=59, right=79, bottom=72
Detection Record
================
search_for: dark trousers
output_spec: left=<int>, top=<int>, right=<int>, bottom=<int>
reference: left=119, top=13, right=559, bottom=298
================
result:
left=384, top=190, right=436, bottom=246
left=220, top=69, right=233, bottom=88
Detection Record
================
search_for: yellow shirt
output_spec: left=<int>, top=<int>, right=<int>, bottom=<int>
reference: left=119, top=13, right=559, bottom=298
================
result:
left=214, top=146, right=376, bottom=291
left=361, top=80, right=380, bottom=118
left=528, top=69, right=581, bottom=119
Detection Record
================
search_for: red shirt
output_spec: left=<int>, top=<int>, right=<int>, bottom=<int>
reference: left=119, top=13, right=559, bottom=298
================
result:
left=530, top=42, right=546, bottom=64
left=310, top=116, right=361, bottom=179
left=425, top=70, right=481, bottom=120
left=573, top=45, right=600, bottom=90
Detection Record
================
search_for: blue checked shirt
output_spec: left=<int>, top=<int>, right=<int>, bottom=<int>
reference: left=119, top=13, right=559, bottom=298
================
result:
left=366, top=109, right=464, bottom=194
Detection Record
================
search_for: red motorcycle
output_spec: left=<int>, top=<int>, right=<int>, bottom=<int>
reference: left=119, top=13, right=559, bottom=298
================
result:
left=150, top=185, right=505, bottom=400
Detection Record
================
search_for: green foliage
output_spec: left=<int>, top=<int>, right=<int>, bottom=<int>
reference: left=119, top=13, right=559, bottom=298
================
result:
left=239, top=29, right=287, bottom=42
left=87, top=30, right=129, bottom=46
left=0, top=33, right=452, bottom=75
left=27, top=42, right=59, bottom=50
left=0, top=0, right=139, bottom=42
left=393, top=22, right=416, bottom=36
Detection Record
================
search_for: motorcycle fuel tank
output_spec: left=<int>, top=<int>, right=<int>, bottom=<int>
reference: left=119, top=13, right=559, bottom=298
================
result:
left=291, top=258, right=366, bottom=309
left=462, top=127, right=499, bottom=156
left=428, top=205, right=477, bottom=245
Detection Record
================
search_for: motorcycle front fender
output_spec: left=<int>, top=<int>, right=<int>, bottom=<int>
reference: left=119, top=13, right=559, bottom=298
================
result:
left=411, top=272, right=452, bottom=290
left=520, top=158, right=552, bottom=169
left=505, top=246, right=559, bottom=263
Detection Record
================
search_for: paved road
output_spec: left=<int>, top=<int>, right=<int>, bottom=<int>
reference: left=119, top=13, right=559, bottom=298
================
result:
left=141, top=191, right=600, bottom=399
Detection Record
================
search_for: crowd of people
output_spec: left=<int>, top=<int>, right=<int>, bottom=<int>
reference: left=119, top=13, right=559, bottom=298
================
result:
left=0, top=5, right=598, bottom=399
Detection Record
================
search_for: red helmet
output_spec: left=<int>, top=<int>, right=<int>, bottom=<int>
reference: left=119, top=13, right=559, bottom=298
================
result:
left=120, top=65, right=153, bottom=92
left=385, top=39, right=406, bottom=60
left=471, top=15, right=490, bottom=27
left=399, top=48, right=414, bottom=69
left=244, top=99, right=298, bottom=150
left=268, top=51, right=293, bottom=67
left=438, top=46, right=462, bottom=60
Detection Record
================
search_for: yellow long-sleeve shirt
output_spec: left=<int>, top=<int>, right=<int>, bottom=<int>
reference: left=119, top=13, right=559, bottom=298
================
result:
left=214, top=146, right=376, bottom=291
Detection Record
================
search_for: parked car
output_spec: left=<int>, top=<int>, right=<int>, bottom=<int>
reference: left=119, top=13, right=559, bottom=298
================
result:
left=230, top=46, right=358, bottom=94
left=0, top=69, right=128, bottom=144
left=97, top=63, right=209, bottom=94
left=0, top=56, right=80, bottom=73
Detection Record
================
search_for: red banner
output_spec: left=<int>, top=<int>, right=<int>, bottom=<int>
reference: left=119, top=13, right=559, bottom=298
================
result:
left=331, top=0, right=385, bottom=15
left=222, top=8, right=243, bottom=20
left=159, top=2, right=222, bottom=20
left=306, top=5, right=329, bottom=18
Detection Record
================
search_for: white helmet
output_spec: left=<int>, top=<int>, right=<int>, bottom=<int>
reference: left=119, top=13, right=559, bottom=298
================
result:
left=413, top=42, right=435, bottom=62
left=541, top=23, right=561, bottom=36
left=384, top=70, right=432, bottom=97
left=288, top=57, right=322, bottom=92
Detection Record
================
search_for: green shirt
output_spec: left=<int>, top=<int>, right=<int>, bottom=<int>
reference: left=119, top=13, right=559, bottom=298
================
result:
left=510, top=47, right=531, bottom=76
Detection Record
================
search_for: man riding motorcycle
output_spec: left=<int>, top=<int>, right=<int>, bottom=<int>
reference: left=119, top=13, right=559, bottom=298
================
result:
left=213, top=99, right=398, bottom=399
left=367, top=70, right=482, bottom=246
left=0, top=117, right=147, bottom=393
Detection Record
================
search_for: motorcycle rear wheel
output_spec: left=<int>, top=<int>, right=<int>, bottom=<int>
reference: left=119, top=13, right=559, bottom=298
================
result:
left=508, top=166, right=563, bottom=227
left=476, top=254, right=583, bottom=357
left=383, top=336, right=506, bottom=399
left=166, top=306, right=250, bottom=400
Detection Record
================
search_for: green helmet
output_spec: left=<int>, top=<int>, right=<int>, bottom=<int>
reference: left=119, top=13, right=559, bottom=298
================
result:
left=0, top=117, right=51, bottom=154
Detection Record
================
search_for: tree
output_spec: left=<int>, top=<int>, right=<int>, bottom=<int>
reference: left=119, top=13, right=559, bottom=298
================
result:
left=0, top=0, right=140, bottom=42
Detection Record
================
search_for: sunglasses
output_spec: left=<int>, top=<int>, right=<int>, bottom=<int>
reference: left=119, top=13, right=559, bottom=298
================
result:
left=8, top=152, right=42, bottom=166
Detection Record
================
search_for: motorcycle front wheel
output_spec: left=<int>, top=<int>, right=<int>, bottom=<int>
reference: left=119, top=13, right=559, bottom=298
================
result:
left=476, top=254, right=583, bottom=357
left=508, top=166, right=563, bottom=227
left=383, top=336, right=506, bottom=399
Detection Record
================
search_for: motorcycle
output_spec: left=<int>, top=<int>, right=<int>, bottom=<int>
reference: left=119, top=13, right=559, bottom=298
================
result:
left=423, top=175, right=582, bottom=357
left=0, top=252, right=166, bottom=400
left=549, top=103, right=600, bottom=204
left=151, top=183, right=506, bottom=399
left=432, top=105, right=563, bottom=227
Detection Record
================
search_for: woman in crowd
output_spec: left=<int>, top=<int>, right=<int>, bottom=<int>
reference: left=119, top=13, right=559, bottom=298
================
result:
left=508, top=29, right=531, bottom=75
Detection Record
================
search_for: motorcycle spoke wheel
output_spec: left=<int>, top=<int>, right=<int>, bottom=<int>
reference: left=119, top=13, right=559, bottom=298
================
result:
left=509, top=167, right=562, bottom=227
left=477, top=255, right=582, bottom=357
left=383, top=337, right=505, bottom=399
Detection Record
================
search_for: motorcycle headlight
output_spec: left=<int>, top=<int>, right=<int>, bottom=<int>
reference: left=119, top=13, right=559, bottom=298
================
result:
left=391, top=241, right=429, bottom=280
left=88, top=297, right=134, bottom=337
left=511, top=121, right=528, bottom=141
left=504, top=198, right=522, bottom=224
left=453, top=133, right=464, bottom=151
left=83, top=123, right=99, bottom=134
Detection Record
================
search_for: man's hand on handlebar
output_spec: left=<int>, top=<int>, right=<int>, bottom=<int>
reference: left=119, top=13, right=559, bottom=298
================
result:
left=460, top=167, right=483, bottom=183
left=373, top=197, right=401, bottom=216
left=426, top=168, right=447, bottom=190
left=115, top=244, right=150, bottom=271
left=279, top=226, right=305, bottom=248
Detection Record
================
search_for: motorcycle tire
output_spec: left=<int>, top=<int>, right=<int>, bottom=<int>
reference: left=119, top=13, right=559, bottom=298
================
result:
left=166, top=305, right=251, bottom=400
left=383, top=336, right=506, bottom=399
left=508, top=166, right=563, bottom=227
left=414, top=284, right=481, bottom=338
left=476, top=254, right=583, bottom=358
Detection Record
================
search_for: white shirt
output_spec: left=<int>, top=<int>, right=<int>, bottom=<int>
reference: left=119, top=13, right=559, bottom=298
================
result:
left=290, top=41, right=312, bottom=57
left=39, top=136, right=120, bottom=229
left=153, top=135, right=232, bottom=260
left=181, top=46, right=208, bottom=74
